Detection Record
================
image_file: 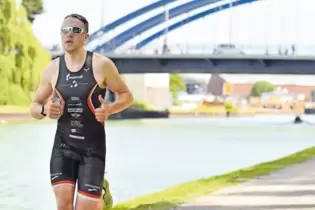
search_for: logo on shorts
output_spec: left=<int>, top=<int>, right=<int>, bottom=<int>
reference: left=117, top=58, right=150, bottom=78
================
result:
left=85, top=184, right=100, bottom=192
left=51, top=172, right=62, bottom=181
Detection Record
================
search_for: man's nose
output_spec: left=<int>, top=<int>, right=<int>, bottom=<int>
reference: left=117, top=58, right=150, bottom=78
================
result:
left=66, top=33, right=73, bottom=38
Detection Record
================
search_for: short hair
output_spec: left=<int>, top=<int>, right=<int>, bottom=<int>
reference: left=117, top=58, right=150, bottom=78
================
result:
left=64, top=13, right=89, bottom=33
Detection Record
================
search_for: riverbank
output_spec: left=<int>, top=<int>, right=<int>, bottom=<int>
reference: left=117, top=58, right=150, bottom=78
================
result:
left=110, top=147, right=315, bottom=210
left=176, top=158, right=315, bottom=210
left=0, top=105, right=303, bottom=123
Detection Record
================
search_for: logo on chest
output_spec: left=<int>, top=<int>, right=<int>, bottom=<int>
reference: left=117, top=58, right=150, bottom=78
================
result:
left=62, top=73, right=88, bottom=88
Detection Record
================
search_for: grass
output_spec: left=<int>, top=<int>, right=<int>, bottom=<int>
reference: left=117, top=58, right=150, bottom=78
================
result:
left=109, top=146, right=315, bottom=210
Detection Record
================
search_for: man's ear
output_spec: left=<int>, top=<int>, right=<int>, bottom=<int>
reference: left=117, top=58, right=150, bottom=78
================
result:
left=84, top=33, right=89, bottom=41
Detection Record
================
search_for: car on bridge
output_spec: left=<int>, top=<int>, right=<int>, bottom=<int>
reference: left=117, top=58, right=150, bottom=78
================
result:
left=213, top=43, right=245, bottom=55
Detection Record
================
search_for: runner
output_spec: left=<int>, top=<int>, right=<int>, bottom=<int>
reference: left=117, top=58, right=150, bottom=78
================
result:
left=29, top=13, right=133, bottom=210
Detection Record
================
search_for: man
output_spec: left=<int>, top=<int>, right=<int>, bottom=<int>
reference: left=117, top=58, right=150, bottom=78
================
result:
left=29, top=13, right=133, bottom=210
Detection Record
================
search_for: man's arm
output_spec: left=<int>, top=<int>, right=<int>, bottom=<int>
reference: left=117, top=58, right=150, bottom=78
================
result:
left=29, top=62, right=55, bottom=119
left=102, top=58, right=133, bottom=115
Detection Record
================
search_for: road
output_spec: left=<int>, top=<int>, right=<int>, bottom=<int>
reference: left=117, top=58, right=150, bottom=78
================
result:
left=174, top=159, right=315, bottom=210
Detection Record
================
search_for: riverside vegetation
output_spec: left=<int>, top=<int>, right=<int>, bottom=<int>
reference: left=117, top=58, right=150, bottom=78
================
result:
left=1, top=0, right=55, bottom=106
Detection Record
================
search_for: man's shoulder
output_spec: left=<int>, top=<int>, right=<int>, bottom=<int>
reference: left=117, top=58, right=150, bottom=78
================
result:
left=92, top=52, right=115, bottom=70
left=92, top=52, right=112, bottom=64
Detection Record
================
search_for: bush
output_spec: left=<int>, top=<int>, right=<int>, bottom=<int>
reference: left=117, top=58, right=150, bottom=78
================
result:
left=131, top=101, right=152, bottom=110
left=0, top=0, right=51, bottom=105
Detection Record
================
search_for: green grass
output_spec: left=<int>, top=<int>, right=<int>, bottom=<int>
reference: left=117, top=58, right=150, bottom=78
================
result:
left=109, top=146, right=315, bottom=210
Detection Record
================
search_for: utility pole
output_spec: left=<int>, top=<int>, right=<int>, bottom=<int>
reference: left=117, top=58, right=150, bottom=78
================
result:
left=100, top=0, right=105, bottom=28
left=229, top=0, right=232, bottom=43
left=163, top=5, right=169, bottom=53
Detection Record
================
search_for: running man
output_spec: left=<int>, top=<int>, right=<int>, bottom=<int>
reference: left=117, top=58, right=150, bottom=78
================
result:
left=29, top=13, right=133, bottom=210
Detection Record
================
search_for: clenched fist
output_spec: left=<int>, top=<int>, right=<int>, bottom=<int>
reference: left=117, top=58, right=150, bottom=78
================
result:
left=95, top=95, right=110, bottom=123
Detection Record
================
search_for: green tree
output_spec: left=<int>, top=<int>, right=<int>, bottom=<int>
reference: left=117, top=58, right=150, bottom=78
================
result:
left=250, top=81, right=275, bottom=97
left=169, top=73, right=186, bottom=105
left=22, top=0, right=44, bottom=23
left=0, top=0, right=51, bottom=105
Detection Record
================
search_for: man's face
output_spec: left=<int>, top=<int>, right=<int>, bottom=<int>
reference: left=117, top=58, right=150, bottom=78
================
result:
left=60, top=17, right=89, bottom=52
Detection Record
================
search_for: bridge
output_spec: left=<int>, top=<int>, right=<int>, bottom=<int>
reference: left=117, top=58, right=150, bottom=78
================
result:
left=51, top=0, right=315, bottom=74
left=104, top=53, right=315, bottom=74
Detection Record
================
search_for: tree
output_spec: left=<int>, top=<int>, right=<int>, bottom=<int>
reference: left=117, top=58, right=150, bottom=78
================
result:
left=250, top=81, right=275, bottom=97
left=0, top=0, right=51, bottom=105
left=22, top=0, right=44, bottom=23
left=169, top=73, right=186, bottom=105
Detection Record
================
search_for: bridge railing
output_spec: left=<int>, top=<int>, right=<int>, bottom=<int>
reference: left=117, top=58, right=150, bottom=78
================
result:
left=49, top=43, right=315, bottom=57
left=114, top=43, right=315, bottom=56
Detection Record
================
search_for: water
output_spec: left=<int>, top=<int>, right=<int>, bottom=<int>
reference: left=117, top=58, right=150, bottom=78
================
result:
left=1, top=115, right=315, bottom=210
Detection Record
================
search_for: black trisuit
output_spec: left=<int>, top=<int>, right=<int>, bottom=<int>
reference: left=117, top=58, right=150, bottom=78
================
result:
left=50, top=51, right=107, bottom=201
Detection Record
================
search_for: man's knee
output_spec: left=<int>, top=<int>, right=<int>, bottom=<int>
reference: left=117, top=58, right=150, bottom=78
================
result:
left=57, top=202, right=73, bottom=210
left=75, top=196, right=101, bottom=210
left=54, top=185, right=75, bottom=210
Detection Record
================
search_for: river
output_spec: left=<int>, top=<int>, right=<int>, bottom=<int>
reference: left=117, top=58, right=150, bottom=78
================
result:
left=1, top=115, right=315, bottom=210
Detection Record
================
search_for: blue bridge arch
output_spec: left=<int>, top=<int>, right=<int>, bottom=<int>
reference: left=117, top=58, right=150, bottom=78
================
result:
left=86, top=0, right=177, bottom=44
left=93, top=0, right=224, bottom=52
left=90, top=0, right=263, bottom=53
left=136, top=0, right=256, bottom=49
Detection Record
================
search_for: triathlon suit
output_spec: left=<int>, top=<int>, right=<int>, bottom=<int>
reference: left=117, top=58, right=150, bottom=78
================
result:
left=50, top=51, right=107, bottom=201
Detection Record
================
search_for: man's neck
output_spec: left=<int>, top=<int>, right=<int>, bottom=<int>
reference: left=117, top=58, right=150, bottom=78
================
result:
left=65, top=47, right=86, bottom=64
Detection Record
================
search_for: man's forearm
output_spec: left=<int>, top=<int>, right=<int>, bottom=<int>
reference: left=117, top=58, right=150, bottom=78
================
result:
left=29, top=102, right=45, bottom=120
left=108, top=92, right=133, bottom=115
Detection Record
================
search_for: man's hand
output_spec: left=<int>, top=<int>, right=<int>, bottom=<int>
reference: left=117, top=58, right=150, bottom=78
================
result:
left=45, top=97, right=64, bottom=119
left=95, top=95, right=110, bottom=123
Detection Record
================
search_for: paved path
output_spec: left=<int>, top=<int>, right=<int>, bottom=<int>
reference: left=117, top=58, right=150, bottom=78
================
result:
left=174, top=159, right=315, bottom=210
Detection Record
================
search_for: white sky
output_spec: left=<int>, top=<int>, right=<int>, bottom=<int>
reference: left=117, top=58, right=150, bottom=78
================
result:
left=30, top=0, right=315, bottom=49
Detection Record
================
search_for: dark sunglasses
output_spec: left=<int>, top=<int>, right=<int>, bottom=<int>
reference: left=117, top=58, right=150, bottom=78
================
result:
left=61, top=26, right=85, bottom=34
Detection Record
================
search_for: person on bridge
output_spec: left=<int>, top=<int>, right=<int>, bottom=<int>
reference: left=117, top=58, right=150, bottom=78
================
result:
left=29, top=13, right=133, bottom=210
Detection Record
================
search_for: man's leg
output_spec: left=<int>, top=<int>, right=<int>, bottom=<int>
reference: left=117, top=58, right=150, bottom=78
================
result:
left=50, top=147, right=80, bottom=210
left=75, top=156, right=105, bottom=210
left=53, top=185, right=75, bottom=210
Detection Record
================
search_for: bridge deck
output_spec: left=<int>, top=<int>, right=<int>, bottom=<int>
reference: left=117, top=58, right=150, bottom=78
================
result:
left=103, top=53, right=315, bottom=60
left=100, top=53, right=315, bottom=74
left=50, top=51, right=315, bottom=74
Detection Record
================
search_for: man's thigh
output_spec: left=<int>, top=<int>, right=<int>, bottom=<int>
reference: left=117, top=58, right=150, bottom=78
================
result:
left=50, top=147, right=80, bottom=208
left=75, top=155, right=105, bottom=210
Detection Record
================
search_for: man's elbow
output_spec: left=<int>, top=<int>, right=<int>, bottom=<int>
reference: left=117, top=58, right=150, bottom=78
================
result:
left=126, top=91, right=134, bottom=106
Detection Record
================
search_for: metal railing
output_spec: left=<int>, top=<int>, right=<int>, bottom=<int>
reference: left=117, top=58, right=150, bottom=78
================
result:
left=114, top=43, right=315, bottom=56
left=49, top=43, right=315, bottom=57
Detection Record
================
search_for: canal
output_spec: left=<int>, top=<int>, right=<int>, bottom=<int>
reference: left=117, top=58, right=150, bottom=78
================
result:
left=0, top=115, right=315, bottom=210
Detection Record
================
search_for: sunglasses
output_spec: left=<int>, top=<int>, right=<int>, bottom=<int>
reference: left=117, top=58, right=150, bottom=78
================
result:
left=61, top=26, right=85, bottom=34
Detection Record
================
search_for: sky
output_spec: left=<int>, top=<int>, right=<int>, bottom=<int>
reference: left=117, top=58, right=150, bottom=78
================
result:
left=30, top=0, right=315, bottom=50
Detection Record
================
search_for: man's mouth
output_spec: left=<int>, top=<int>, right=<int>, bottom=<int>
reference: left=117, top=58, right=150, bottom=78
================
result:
left=66, top=40, right=73, bottom=44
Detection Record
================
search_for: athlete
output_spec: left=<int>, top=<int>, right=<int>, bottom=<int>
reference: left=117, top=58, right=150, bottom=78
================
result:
left=29, top=13, right=133, bottom=210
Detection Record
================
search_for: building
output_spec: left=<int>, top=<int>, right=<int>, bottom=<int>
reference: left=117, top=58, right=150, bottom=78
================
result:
left=122, top=74, right=171, bottom=110
left=207, top=74, right=315, bottom=100
left=181, top=74, right=211, bottom=94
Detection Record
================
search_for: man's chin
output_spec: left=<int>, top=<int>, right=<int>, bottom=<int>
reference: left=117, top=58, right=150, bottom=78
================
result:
left=64, top=47, right=77, bottom=53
